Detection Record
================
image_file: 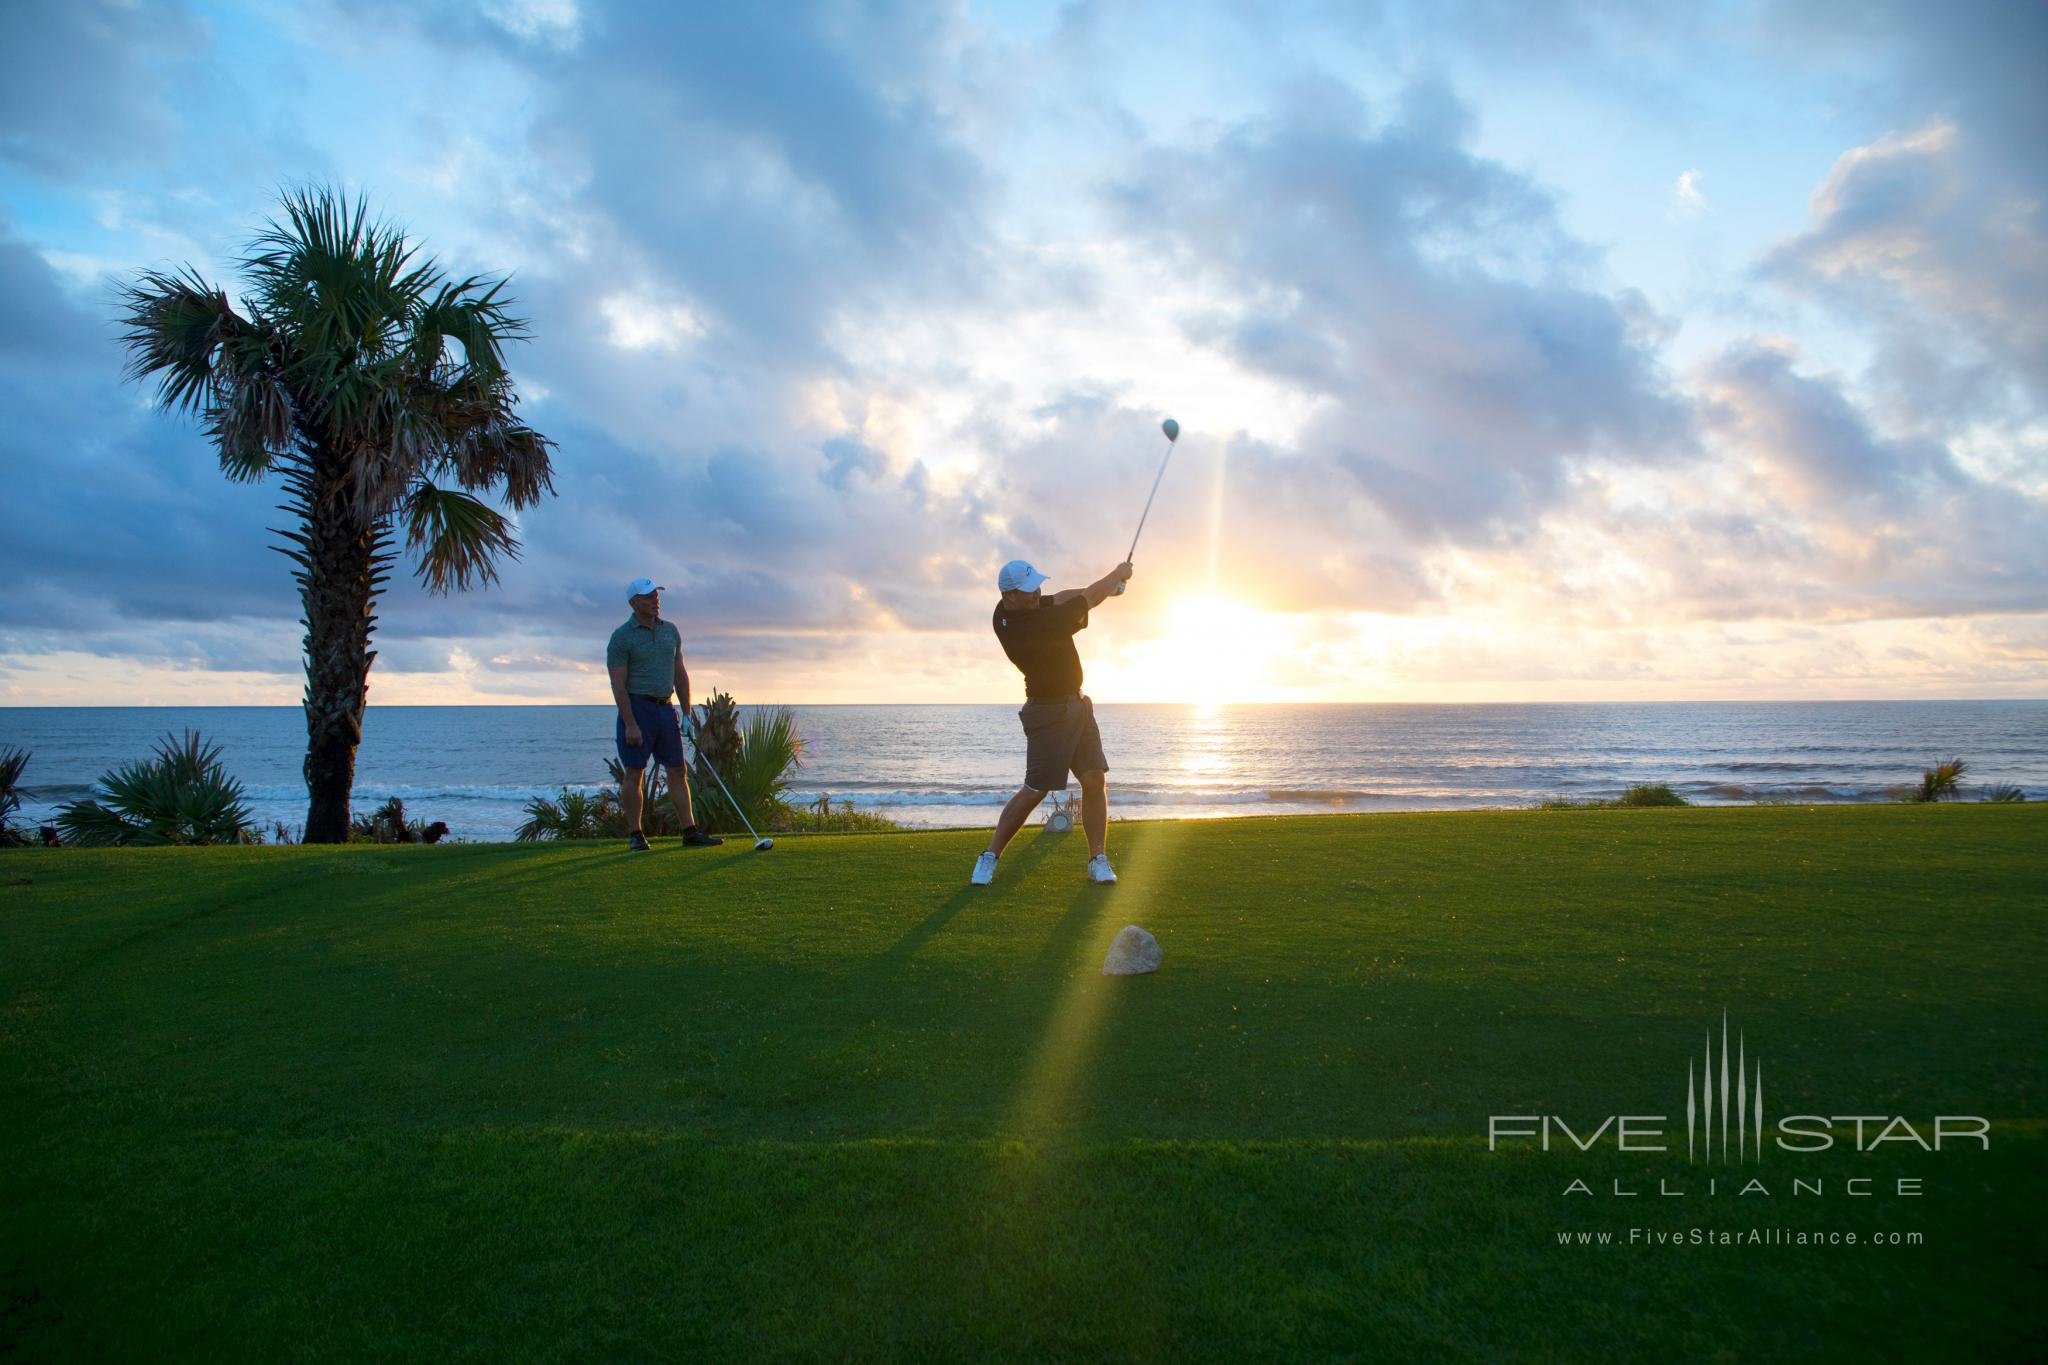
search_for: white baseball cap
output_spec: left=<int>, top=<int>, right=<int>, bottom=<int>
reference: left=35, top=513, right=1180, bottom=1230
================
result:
left=998, top=559, right=1048, bottom=593
left=627, top=577, right=664, bottom=600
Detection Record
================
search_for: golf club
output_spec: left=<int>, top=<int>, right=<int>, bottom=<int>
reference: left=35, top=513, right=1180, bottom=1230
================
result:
left=682, top=721, right=774, bottom=851
left=1114, top=417, right=1179, bottom=595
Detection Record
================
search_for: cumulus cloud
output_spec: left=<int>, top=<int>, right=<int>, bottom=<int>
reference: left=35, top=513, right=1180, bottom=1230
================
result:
left=1762, top=120, right=2046, bottom=426
left=1106, top=76, right=1691, bottom=556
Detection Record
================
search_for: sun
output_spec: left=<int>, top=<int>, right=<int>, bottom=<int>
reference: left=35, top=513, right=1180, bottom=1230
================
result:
left=1093, top=594, right=1295, bottom=703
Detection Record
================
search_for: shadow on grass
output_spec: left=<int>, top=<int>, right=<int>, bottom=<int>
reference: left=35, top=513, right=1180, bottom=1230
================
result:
left=865, top=827, right=1066, bottom=970
left=410, top=842, right=758, bottom=907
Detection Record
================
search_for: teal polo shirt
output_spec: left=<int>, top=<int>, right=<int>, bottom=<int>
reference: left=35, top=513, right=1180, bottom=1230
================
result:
left=606, top=617, right=683, bottom=699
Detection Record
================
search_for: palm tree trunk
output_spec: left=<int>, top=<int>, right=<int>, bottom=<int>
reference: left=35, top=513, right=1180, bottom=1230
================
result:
left=294, top=457, right=387, bottom=843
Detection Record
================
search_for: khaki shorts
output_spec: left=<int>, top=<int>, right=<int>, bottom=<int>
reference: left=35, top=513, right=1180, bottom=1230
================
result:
left=1019, top=696, right=1109, bottom=792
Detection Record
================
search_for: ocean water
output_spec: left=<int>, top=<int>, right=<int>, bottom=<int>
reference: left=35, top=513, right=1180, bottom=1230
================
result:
left=2, top=701, right=2043, bottom=841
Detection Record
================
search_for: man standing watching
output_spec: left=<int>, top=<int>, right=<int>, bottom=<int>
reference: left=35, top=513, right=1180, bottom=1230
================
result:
left=607, top=577, right=723, bottom=852
left=971, top=557, right=1134, bottom=887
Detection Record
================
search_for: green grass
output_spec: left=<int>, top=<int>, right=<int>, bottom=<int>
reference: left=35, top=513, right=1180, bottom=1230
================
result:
left=3, top=805, right=2044, bottom=1361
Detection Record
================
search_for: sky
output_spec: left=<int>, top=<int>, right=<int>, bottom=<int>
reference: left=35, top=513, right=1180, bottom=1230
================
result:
left=0, top=0, right=2043, bottom=705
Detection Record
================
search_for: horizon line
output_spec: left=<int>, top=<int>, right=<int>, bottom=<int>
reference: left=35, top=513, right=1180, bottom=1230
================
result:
left=3, top=697, right=2046, bottom=710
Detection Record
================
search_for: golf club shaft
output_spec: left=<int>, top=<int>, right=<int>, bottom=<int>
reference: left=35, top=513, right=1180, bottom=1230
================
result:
left=1114, top=433, right=1179, bottom=594
left=684, top=726, right=765, bottom=845
left=1126, top=434, right=1179, bottom=562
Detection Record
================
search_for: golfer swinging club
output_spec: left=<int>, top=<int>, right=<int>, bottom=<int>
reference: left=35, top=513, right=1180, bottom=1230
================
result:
left=607, top=577, right=722, bottom=851
left=971, top=557, right=1134, bottom=887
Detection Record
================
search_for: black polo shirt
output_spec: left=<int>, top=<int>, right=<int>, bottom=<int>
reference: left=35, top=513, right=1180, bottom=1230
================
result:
left=993, top=596, right=1089, bottom=700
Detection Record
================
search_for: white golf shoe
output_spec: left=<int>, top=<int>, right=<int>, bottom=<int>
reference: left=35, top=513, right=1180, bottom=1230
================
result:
left=970, top=851, right=999, bottom=886
left=1087, top=853, right=1118, bottom=885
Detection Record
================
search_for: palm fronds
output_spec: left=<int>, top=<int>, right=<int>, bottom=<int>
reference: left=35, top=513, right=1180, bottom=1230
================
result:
left=118, top=188, right=556, bottom=842
left=689, top=705, right=805, bottom=835
left=1908, top=757, right=1969, bottom=803
left=516, top=789, right=610, bottom=841
left=0, top=748, right=32, bottom=846
left=54, top=731, right=256, bottom=846
left=404, top=481, right=520, bottom=592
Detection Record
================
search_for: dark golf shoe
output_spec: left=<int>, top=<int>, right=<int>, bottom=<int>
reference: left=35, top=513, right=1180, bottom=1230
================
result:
left=627, top=830, right=651, bottom=852
left=681, top=828, right=724, bottom=848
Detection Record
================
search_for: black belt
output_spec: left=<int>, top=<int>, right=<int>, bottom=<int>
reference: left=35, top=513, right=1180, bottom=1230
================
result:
left=631, top=693, right=673, bottom=705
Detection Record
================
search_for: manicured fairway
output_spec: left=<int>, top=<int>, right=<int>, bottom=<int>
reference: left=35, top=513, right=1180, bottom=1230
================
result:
left=3, top=806, right=2044, bottom=1360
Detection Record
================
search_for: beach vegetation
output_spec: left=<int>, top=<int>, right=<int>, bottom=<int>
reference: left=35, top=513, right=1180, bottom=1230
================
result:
left=52, top=731, right=257, bottom=846
left=688, top=699, right=803, bottom=835
left=690, top=691, right=744, bottom=775
left=516, top=788, right=611, bottom=842
left=349, top=796, right=451, bottom=844
left=116, top=188, right=554, bottom=844
left=0, top=748, right=31, bottom=848
left=1900, top=757, right=1969, bottom=803
left=781, top=796, right=905, bottom=834
left=1981, top=782, right=2027, bottom=803
left=516, top=701, right=900, bottom=838
left=1538, top=782, right=1690, bottom=810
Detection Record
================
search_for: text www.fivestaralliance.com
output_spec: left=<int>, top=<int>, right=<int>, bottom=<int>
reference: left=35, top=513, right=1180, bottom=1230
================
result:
left=1557, top=1229, right=1924, bottom=1247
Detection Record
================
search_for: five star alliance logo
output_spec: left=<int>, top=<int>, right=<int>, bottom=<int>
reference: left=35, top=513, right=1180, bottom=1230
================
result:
left=1487, top=1012, right=1989, bottom=1161
left=1688, top=1012, right=1762, bottom=1163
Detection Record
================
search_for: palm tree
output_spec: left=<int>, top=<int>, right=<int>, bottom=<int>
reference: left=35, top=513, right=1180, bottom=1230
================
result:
left=118, top=190, right=555, bottom=841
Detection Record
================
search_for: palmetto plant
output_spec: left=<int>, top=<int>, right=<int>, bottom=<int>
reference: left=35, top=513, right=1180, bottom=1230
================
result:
left=0, top=748, right=32, bottom=847
left=118, top=189, right=554, bottom=842
left=691, top=692, right=744, bottom=775
left=689, top=705, right=804, bottom=835
left=516, top=788, right=611, bottom=841
left=55, top=731, right=256, bottom=847
left=1911, top=757, right=1969, bottom=803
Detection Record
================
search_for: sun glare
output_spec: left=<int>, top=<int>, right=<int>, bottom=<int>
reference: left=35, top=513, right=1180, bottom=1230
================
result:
left=1094, top=594, right=1295, bottom=703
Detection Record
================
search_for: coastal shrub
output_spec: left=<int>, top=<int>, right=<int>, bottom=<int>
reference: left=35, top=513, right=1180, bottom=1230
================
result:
left=691, top=692, right=744, bottom=775
left=0, top=748, right=31, bottom=848
left=523, top=764, right=690, bottom=839
left=782, top=797, right=904, bottom=834
left=1981, top=782, right=2027, bottom=803
left=517, top=788, right=611, bottom=841
left=1539, top=783, right=1690, bottom=810
left=1899, top=757, right=1968, bottom=803
left=349, top=796, right=450, bottom=844
left=55, top=731, right=257, bottom=846
left=533, top=709, right=899, bottom=838
left=689, top=703, right=804, bottom=836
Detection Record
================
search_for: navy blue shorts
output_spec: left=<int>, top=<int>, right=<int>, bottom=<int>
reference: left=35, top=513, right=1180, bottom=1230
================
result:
left=617, top=695, right=686, bottom=770
left=1019, top=696, right=1109, bottom=792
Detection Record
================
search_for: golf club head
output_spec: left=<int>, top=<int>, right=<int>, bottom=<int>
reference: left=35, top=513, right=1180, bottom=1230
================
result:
left=754, top=837, right=774, bottom=851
